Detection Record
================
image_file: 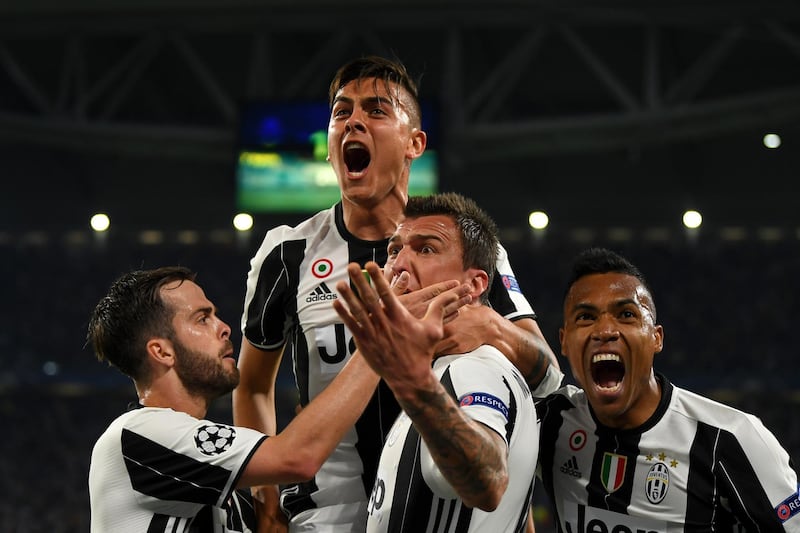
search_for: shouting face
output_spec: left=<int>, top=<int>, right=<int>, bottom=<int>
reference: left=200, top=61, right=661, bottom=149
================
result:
left=560, top=272, right=664, bottom=429
left=327, top=77, right=426, bottom=210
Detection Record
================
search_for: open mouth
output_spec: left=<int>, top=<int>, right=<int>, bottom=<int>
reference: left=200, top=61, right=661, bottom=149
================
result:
left=344, top=142, right=370, bottom=174
left=591, top=353, right=625, bottom=391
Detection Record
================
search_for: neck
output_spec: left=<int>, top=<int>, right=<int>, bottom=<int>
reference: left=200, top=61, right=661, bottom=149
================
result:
left=342, top=186, right=408, bottom=241
left=342, top=197, right=405, bottom=241
left=137, top=383, right=209, bottom=419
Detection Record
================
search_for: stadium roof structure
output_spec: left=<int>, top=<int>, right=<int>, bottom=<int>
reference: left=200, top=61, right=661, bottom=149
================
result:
left=1, top=0, right=800, bottom=233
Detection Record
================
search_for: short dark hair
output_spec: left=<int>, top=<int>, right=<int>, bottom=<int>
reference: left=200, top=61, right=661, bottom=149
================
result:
left=328, top=55, right=422, bottom=128
left=404, top=192, right=498, bottom=304
left=566, top=247, right=656, bottom=320
left=87, top=266, right=196, bottom=381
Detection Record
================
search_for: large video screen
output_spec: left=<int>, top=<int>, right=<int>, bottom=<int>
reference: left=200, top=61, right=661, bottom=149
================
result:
left=235, top=101, right=438, bottom=213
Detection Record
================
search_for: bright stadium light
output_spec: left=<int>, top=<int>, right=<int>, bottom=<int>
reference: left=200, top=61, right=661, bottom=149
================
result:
left=233, top=212, right=254, bottom=232
left=763, top=133, right=781, bottom=149
left=528, top=211, right=549, bottom=230
left=682, top=210, right=702, bottom=229
left=90, top=213, right=110, bottom=232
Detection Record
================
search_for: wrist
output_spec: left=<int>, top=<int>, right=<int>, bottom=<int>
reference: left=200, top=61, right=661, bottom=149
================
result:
left=388, top=369, right=440, bottom=406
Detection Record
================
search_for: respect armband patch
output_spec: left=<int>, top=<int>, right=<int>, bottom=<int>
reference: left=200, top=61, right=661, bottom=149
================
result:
left=775, top=485, right=800, bottom=523
left=458, top=392, right=509, bottom=419
left=501, top=275, right=522, bottom=294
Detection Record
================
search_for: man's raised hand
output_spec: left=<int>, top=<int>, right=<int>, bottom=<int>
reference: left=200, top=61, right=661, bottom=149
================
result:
left=332, top=261, right=471, bottom=387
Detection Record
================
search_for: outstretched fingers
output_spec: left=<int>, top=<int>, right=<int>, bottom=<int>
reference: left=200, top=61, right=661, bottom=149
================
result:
left=335, top=261, right=472, bottom=344
left=333, top=266, right=374, bottom=333
left=362, top=262, right=399, bottom=316
left=334, top=262, right=391, bottom=332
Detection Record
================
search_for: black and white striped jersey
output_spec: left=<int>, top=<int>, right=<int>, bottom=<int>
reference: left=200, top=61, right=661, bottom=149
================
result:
left=536, top=374, right=800, bottom=532
left=89, top=406, right=266, bottom=533
left=366, top=346, right=539, bottom=533
left=241, top=202, right=537, bottom=528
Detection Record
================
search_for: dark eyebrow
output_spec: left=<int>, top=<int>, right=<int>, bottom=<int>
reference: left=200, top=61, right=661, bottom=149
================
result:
left=612, top=298, right=638, bottom=309
left=361, top=95, right=392, bottom=107
left=388, top=233, right=444, bottom=249
left=192, top=306, right=215, bottom=318
left=413, top=233, right=444, bottom=243
left=572, top=298, right=638, bottom=313
left=332, top=95, right=393, bottom=108
left=571, top=302, right=597, bottom=314
left=331, top=95, right=353, bottom=107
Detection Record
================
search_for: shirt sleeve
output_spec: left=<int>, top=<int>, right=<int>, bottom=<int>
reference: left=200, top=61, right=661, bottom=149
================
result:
left=488, top=243, right=536, bottom=322
left=123, top=409, right=267, bottom=509
left=419, top=350, right=516, bottom=498
left=241, top=225, right=299, bottom=349
left=726, top=414, right=800, bottom=530
left=530, top=365, right=564, bottom=398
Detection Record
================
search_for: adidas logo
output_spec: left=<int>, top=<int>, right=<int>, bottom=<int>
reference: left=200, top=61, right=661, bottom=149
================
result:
left=560, top=456, right=581, bottom=478
left=306, top=283, right=338, bottom=303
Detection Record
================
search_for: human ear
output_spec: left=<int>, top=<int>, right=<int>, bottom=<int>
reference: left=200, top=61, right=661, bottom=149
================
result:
left=146, top=338, right=176, bottom=369
left=406, top=129, right=427, bottom=160
left=468, top=269, right=489, bottom=300
left=653, top=324, right=664, bottom=354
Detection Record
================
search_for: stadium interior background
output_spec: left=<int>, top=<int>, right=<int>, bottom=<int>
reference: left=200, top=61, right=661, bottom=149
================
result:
left=2, top=1, right=800, bottom=531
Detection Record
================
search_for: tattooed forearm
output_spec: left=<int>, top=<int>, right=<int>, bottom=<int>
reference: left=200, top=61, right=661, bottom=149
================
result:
left=504, top=318, right=557, bottom=389
left=397, top=382, right=508, bottom=510
left=521, top=342, right=549, bottom=388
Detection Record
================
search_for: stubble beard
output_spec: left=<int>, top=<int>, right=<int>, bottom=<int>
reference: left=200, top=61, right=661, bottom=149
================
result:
left=173, top=339, right=239, bottom=400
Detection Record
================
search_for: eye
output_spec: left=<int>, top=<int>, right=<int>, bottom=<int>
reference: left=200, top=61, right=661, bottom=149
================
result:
left=387, top=245, right=400, bottom=257
left=420, top=245, right=435, bottom=254
left=332, top=106, right=351, bottom=119
left=366, top=99, right=391, bottom=116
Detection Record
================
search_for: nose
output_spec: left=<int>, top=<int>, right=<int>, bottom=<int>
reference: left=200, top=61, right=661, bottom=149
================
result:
left=344, top=111, right=367, bottom=134
left=591, top=313, right=619, bottom=342
left=218, top=318, right=231, bottom=340
left=391, top=248, right=411, bottom=276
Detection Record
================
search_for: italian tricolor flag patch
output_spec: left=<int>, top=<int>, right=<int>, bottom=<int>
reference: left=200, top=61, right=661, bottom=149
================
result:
left=601, top=452, right=627, bottom=493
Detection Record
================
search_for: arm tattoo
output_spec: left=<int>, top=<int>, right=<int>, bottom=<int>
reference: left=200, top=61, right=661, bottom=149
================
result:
left=398, top=383, right=506, bottom=504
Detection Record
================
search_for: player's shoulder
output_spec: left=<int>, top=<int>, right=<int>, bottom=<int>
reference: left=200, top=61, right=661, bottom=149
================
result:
left=93, top=411, right=129, bottom=445
left=548, top=383, right=584, bottom=401
left=91, top=408, right=150, bottom=455
left=536, top=384, right=587, bottom=412
left=116, top=406, right=198, bottom=434
left=262, top=206, right=335, bottom=242
left=248, top=207, right=338, bottom=268
left=669, top=384, right=767, bottom=435
left=496, top=241, right=510, bottom=260
left=447, top=345, right=516, bottom=375
left=446, top=346, right=533, bottom=398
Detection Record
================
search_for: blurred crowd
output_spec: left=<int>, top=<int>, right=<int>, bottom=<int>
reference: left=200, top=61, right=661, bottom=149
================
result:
left=3, top=232, right=798, bottom=532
